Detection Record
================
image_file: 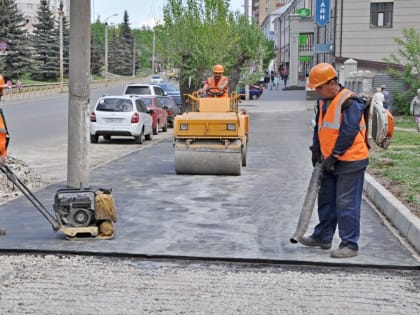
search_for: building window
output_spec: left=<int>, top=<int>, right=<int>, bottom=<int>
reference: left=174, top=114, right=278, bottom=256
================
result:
left=370, top=2, right=393, bottom=28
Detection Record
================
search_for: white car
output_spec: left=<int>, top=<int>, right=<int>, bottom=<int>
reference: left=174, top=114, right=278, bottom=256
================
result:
left=90, top=96, right=153, bottom=144
left=150, top=75, right=164, bottom=83
left=123, top=83, right=166, bottom=96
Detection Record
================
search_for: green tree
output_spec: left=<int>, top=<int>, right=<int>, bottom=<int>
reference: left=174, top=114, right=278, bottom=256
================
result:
left=386, top=28, right=420, bottom=115
left=56, top=1, right=70, bottom=77
left=0, top=0, right=31, bottom=80
left=132, top=28, right=153, bottom=71
left=161, top=0, right=268, bottom=103
left=91, top=19, right=105, bottom=76
left=30, top=0, right=59, bottom=81
left=109, top=11, right=134, bottom=76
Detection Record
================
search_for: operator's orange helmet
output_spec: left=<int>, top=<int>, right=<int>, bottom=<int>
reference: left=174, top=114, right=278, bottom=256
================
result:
left=212, top=64, right=225, bottom=73
left=307, top=63, right=337, bottom=89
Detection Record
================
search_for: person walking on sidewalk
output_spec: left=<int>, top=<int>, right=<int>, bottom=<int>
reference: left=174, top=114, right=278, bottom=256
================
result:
left=303, top=63, right=369, bottom=258
left=410, top=88, right=420, bottom=132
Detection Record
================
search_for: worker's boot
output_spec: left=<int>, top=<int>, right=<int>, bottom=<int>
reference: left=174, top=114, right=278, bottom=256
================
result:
left=330, top=245, right=358, bottom=258
left=300, top=235, right=332, bottom=249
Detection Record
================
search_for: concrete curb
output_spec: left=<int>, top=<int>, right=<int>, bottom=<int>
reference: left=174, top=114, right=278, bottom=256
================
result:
left=364, top=173, right=420, bottom=253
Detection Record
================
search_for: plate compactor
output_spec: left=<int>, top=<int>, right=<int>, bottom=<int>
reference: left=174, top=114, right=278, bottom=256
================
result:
left=173, top=90, right=249, bottom=175
left=0, top=165, right=117, bottom=239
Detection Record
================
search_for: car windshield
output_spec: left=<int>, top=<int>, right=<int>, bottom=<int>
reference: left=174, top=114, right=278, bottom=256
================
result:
left=125, top=86, right=150, bottom=95
left=96, top=99, right=133, bottom=112
left=158, top=83, right=177, bottom=92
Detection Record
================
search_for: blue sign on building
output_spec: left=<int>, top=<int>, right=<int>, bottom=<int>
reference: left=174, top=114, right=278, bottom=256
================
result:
left=315, top=0, right=330, bottom=27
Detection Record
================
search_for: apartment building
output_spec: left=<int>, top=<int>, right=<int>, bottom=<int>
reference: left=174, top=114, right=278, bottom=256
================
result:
left=15, top=0, right=71, bottom=31
left=262, top=0, right=420, bottom=88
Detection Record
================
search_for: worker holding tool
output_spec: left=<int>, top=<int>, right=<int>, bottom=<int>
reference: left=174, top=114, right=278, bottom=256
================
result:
left=198, top=64, right=229, bottom=98
left=0, top=106, right=9, bottom=235
left=0, top=107, right=9, bottom=166
left=302, top=63, right=369, bottom=258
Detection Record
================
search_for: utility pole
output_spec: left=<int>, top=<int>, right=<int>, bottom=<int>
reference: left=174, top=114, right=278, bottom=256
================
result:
left=152, top=29, right=155, bottom=73
left=244, top=0, right=249, bottom=24
left=67, top=0, right=91, bottom=188
left=104, top=14, right=118, bottom=85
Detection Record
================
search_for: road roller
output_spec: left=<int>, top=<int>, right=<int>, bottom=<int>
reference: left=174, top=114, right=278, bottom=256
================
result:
left=173, top=89, right=249, bottom=175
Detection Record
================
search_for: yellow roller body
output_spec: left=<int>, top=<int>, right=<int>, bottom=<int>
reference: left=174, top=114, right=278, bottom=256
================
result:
left=173, top=93, right=249, bottom=175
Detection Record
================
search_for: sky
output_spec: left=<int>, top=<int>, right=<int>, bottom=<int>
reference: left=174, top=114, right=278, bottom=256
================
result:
left=91, top=0, right=245, bottom=28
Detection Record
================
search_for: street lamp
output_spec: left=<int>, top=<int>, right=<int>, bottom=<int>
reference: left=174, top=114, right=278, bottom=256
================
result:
left=104, top=13, right=118, bottom=83
left=59, top=8, right=64, bottom=92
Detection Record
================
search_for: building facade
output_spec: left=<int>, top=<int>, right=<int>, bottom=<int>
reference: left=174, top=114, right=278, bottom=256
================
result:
left=264, top=0, right=420, bottom=88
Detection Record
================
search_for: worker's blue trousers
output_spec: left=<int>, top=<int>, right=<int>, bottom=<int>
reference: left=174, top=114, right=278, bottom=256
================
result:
left=312, top=168, right=366, bottom=250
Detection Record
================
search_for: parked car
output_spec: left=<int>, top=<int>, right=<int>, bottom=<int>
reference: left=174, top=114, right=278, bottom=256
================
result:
left=89, top=96, right=153, bottom=144
left=123, top=83, right=166, bottom=97
left=239, top=84, right=264, bottom=100
left=149, top=82, right=182, bottom=106
left=150, top=75, right=164, bottom=83
left=157, top=95, right=181, bottom=127
left=136, top=95, right=168, bottom=135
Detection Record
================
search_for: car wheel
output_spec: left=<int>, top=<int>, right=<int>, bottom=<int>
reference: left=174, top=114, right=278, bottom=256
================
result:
left=251, top=93, right=258, bottom=100
left=145, top=129, right=153, bottom=141
left=103, top=135, right=111, bottom=140
left=162, top=121, right=168, bottom=132
left=134, top=130, right=144, bottom=144
left=90, top=135, right=98, bottom=143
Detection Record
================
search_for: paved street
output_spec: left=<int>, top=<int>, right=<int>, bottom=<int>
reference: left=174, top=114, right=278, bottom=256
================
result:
left=1, top=86, right=419, bottom=313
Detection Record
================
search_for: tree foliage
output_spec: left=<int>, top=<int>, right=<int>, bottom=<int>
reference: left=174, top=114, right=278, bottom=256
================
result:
left=161, top=0, right=268, bottom=100
left=386, top=28, right=420, bottom=115
left=0, top=0, right=31, bottom=80
left=30, top=0, right=59, bottom=81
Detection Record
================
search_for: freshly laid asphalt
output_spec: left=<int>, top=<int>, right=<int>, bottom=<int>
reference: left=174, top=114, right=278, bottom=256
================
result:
left=0, top=87, right=419, bottom=269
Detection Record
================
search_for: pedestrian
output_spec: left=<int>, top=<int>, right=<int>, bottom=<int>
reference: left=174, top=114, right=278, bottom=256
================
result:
left=303, top=63, right=369, bottom=258
left=273, top=73, right=280, bottom=90
left=372, top=87, right=385, bottom=107
left=381, top=85, right=392, bottom=111
left=198, top=64, right=229, bottom=98
left=270, top=71, right=275, bottom=90
left=16, top=79, right=22, bottom=91
left=410, top=88, right=420, bottom=132
left=6, top=79, right=12, bottom=89
left=0, top=74, right=5, bottom=102
left=282, top=67, right=289, bottom=87
left=263, top=71, right=270, bottom=89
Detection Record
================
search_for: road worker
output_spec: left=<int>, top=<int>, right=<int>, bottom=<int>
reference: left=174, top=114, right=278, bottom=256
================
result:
left=198, top=64, right=229, bottom=98
left=302, top=63, right=369, bottom=258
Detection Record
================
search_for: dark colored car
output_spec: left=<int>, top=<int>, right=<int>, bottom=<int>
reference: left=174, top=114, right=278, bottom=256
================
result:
left=239, top=84, right=264, bottom=100
left=157, top=95, right=181, bottom=127
left=136, top=95, right=168, bottom=135
left=149, top=82, right=182, bottom=107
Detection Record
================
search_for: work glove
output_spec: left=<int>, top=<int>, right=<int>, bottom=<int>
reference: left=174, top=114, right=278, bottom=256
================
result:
left=309, top=145, right=322, bottom=167
left=322, top=156, right=338, bottom=173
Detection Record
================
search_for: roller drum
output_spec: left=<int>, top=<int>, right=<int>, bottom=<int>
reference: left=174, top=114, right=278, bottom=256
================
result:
left=175, top=140, right=242, bottom=175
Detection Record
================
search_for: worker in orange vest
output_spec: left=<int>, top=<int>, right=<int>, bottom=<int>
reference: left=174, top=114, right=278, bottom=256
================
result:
left=0, top=107, right=9, bottom=166
left=301, top=63, right=369, bottom=259
left=198, top=64, right=229, bottom=98
left=0, top=74, right=5, bottom=102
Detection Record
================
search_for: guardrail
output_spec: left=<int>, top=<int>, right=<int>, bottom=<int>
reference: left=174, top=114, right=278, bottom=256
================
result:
left=0, top=77, right=137, bottom=102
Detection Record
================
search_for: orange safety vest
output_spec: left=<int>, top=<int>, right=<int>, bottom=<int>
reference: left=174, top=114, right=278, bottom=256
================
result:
left=207, top=76, right=229, bottom=98
left=0, top=109, right=8, bottom=158
left=0, top=75, right=5, bottom=96
left=318, top=88, right=369, bottom=161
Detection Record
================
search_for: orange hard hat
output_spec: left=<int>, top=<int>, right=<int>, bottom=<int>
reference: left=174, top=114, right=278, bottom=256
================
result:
left=307, top=63, right=337, bottom=89
left=212, top=64, right=224, bottom=73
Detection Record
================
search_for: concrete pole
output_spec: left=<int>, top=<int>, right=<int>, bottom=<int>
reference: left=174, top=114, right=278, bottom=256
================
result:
left=67, top=0, right=91, bottom=189
left=244, top=0, right=249, bottom=24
